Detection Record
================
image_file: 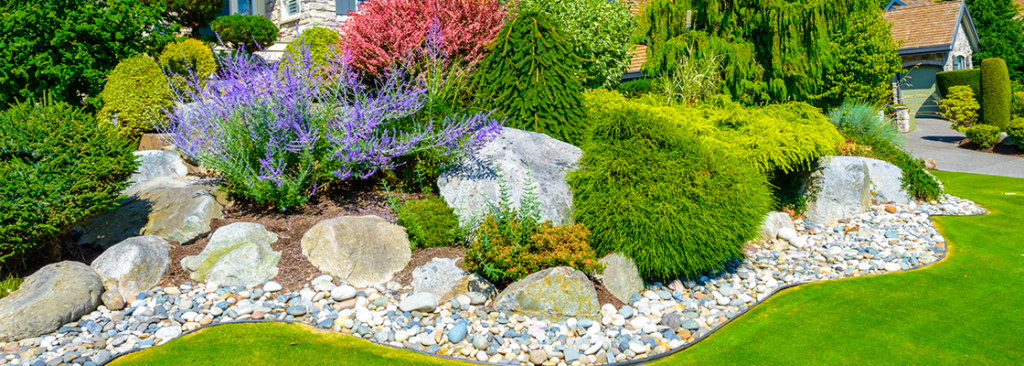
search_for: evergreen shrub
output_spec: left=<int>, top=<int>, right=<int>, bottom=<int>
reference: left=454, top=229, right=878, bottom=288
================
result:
left=965, top=124, right=1002, bottom=149
left=616, top=79, right=656, bottom=98
left=473, top=12, right=588, bottom=145
left=569, top=101, right=772, bottom=279
left=283, top=28, right=341, bottom=74
left=981, top=58, right=1012, bottom=129
left=159, top=39, right=217, bottom=93
left=97, top=55, right=173, bottom=136
left=396, top=197, right=459, bottom=250
left=1006, top=118, right=1024, bottom=143
left=937, top=69, right=982, bottom=98
left=0, top=98, right=138, bottom=270
left=210, top=14, right=278, bottom=52
left=939, top=85, right=981, bottom=131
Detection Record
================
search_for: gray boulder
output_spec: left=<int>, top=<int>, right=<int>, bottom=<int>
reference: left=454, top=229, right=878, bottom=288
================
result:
left=758, top=212, right=796, bottom=241
left=78, top=177, right=228, bottom=248
left=300, top=216, right=411, bottom=287
left=181, top=222, right=281, bottom=287
left=91, top=236, right=173, bottom=302
left=859, top=157, right=911, bottom=204
left=802, top=156, right=872, bottom=225
left=126, top=150, right=188, bottom=192
left=594, top=253, right=642, bottom=303
left=439, top=273, right=497, bottom=303
left=438, top=128, right=582, bottom=226
left=399, top=293, right=437, bottom=313
left=494, top=267, right=600, bottom=321
left=0, top=262, right=104, bottom=342
left=411, top=258, right=467, bottom=300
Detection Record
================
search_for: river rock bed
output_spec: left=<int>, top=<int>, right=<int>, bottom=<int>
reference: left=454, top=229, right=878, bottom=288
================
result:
left=0, top=196, right=985, bottom=366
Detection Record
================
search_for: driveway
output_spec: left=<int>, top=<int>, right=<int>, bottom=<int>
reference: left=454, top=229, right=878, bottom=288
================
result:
left=905, top=118, right=1024, bottom=178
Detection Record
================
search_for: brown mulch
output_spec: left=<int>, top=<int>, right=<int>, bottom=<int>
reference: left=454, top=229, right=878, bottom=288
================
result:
left=593, top=280, right=626, bottom=308
left=958, top=138, right=1024, bottom=157
left=159, top=179, right=420, bottom=293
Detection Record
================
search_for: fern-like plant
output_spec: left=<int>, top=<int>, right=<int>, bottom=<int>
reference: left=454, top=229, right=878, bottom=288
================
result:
left=473, top=11, right=588, bottom=145
left=828, top=100, right=905, bottom=149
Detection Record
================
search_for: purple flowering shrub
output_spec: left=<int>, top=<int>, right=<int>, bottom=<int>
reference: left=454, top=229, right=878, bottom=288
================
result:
left=162, top=45, right=502, bottom=210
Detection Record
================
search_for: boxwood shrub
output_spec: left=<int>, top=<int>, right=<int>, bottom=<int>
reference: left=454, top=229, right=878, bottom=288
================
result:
left=282, top=27, right=341, bottom=74
left=159, top=38, right=217, bottom=92
left=965, top=124, right=1002, bottom=149
left=0, top=98, right=138, bottom=270
left=97, top=55, right=173, bottom=137
left=981, top=58, right=1011, bottom=129
left=396, top=197, right=459, bottom=250
left=210, top=14, right=278, bottom=52
left=1007, top=118, right=1024, bottom=144
left=569, top=101, right=772, bottom=279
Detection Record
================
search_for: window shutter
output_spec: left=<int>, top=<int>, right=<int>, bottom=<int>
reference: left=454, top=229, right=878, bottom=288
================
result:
left=336, top=0, right=357, bottom=15
left=287, top=0, right=301, bottom=15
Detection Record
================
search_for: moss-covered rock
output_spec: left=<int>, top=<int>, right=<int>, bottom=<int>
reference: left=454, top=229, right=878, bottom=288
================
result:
left=494, top=266, right=600, bottom=321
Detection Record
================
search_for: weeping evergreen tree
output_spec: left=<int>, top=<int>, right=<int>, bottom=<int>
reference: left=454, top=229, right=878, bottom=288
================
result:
left=473, top=11, right=588, bottom=145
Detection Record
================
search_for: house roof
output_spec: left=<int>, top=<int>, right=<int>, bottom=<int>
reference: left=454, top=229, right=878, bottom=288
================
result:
left=626, top=0, right=647, bottom=73
left=884, top=0, right=980, bottom=56
left=1016, top=0, right=1024, bottom=19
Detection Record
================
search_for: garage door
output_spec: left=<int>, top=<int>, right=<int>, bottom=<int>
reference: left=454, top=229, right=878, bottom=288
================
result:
left=900, top=65, right=943, bottom=120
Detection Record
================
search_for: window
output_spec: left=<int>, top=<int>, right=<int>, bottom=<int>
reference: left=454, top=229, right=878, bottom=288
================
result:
left=336, top=0, right=361, bottom=15
left=955, top=56, right=965, bottom=70
left=220, top=0, right=264, bottom=16
left=281, top=0, right=301, bottom=22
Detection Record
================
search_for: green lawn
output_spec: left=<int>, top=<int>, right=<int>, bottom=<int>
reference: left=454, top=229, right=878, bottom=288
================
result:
left=111, top=171, right=1024, bottom=366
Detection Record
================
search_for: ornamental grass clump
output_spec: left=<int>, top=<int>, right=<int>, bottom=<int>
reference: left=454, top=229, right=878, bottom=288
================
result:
left=828, top=100, right=906, bottom=148
left=569, top=102, right=772, bottom=279
left=163, top=45, right=502, bottom=210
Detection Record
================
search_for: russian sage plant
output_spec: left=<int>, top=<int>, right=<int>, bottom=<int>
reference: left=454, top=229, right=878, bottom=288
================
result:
left=163, top=45, right=502, bottom=210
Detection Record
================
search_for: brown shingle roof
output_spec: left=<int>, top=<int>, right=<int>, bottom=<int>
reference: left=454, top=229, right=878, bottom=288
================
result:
left=884, top=0, right=963, bottom=51
left=628, top=45, right=646, bottom=72
left=1016, top=0, right=1024, bottom=19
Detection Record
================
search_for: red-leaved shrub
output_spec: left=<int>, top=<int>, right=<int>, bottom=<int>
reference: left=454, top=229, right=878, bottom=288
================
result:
left=340, top=0, right=507, bottom=75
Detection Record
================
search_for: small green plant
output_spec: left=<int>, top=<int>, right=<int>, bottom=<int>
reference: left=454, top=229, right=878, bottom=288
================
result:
left=1, top=97, right=138, bottom=270
left=965, top=124, right=1002, bottom=149
left=1011, top=90, right=1024, bottom=120
left=395, top=197, right=460, bottom=250
left=210, top=14, right=279, bottom=52
left=97, top=55, right=173, bottom=137
left=616, top=79, right=656, bottom=98
left=0, top=275, right=23, bottom=300
left=939, top=85, right=981, bottom=132
left=1006, top=118, right=1024, bottom=144
left=159, top=38, right=217, bottom=93
left=829, top=100, right=906, bottom=148
left=980, top=58, right=1012, bottom=129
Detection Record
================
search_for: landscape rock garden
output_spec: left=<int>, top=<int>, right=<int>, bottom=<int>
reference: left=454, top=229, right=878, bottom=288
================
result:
left=0, top=129, right=986, bottom=366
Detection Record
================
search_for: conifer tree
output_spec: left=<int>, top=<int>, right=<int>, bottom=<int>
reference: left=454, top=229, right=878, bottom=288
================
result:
left=473, top=11, right=588, bottom=145
left=966, top=0, right=1024, bottom=78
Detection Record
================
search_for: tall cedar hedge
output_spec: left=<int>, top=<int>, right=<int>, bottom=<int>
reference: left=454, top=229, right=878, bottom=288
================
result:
left=569, top=98, right=772, bottom=279
left=473, top=11, right=588, bottom=145
left=981, top=58, right=1012, bottom=129
left=936, top=69, right=982, bottom=98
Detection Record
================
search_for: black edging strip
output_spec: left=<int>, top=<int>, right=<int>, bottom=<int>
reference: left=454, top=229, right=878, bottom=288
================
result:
left=98, top=211, right=974, bottom=366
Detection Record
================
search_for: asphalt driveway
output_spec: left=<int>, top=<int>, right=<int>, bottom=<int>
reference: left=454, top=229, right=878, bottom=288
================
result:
left=905, top=118, right=1024, bottom=178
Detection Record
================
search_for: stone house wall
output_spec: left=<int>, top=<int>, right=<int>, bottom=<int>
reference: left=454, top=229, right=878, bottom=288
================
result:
left=261, top=0, right=353, bottom=42
left=942, top=22, right=973, bottom=72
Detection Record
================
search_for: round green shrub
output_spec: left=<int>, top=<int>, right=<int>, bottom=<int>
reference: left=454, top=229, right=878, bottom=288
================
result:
left=97, top=55, right=173, bottom=136
left=283, top=27, right=341, bottom=72
left=159, top=38, right=217, bottom=91
left=965, top=124, right=1002, bottom=149
left=980, top=58, right=1011, bottom=129
left=0, top=98, right=138, bottom=270
left=210, top=14, right=279, bottom=53
left=568, top=103, right=773, bottom=279
left=397, top=197, right=459, bottom=250
left=1007, top=118, right=1024, bottom=144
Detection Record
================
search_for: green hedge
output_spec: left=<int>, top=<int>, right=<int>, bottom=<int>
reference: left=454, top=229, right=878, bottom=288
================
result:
left=981, top=58, right=1011, bottom=129
left=210, top=14, right=278, bottom=52
left=97, top=55, right=173, bottom=137
left=0, top=98, right=138, bottom=270
left=936, top=69, right=981, bottom=99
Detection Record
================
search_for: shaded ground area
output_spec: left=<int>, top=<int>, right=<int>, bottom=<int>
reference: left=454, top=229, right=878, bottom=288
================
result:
left=906, top=118, right=1024, bottom=178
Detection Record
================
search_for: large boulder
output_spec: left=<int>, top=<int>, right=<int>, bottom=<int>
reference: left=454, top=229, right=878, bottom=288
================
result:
left=411, top=258, right=467, bottom=300
left=494, top=267, right=600, bottom=321
left=802, top=156, right=872, bottom=225
left=126, top=150, right=188, bottom=192
left=0, top=262, right=104, bottom=342
left=91, top=236, right=173, bottom=302
left=859, top=157, right=911, bottom=204
left=78, top=177, right=228, bottom=248
left=438, top=128, right=582, bottom=226
left=181, top=222, right=281, bottom=287
left=300, top=216, right=411, bottom=287
left=758, top=212, right=796, bottom=242
left=594, top=253, right=642, bottom=303
left=439, top=273, right=498, bottom=303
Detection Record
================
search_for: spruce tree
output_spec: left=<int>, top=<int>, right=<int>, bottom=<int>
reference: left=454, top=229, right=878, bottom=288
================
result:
left=966, top=0, right=1024, bottom=78
left=473, top=11, right=588, bottom=146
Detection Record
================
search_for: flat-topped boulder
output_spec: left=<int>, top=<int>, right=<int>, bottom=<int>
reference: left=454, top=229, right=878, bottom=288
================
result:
left=438, top=128, right=581, bottom=226
left=78, top=176, right=228, bottom=248
left=125, top=150, right=188, bottom=192
left=300, top=216, right=411, bottom=287
left=0, top=262, right=104, bottom=342
left=494, top=266, right=600, bottom=321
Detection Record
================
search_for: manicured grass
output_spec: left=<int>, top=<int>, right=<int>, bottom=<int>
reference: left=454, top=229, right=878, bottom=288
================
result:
left=109, top=322, right=455, bottom=366
left=110, top=171, right=1024, bottom=366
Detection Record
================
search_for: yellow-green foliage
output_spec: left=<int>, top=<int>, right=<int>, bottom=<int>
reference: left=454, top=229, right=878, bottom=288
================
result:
left=97, top=55, right=172, bottom=136
left=0, top=275, right=21, bottom=300
left=583, top=90, right=842, bottom=174
left=159, top=39, right=217, bottom=92
left=965, top=124, right=1001, bottom=149
left=940, top=85, right=981, bottom=132
left=283, top=27, right=341, bottom=75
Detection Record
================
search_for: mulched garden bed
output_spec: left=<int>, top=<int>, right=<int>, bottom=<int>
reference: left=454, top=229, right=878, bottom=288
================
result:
left=957, top=139, right=1024, bottom=157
